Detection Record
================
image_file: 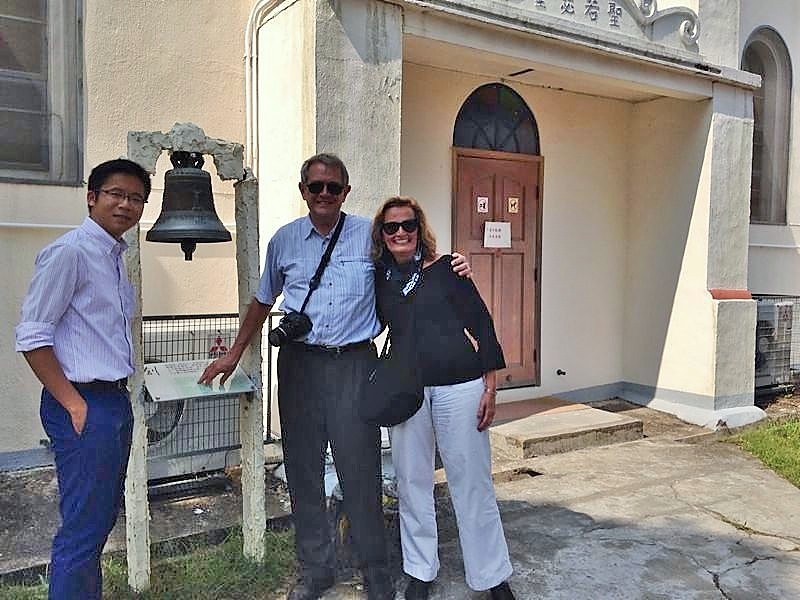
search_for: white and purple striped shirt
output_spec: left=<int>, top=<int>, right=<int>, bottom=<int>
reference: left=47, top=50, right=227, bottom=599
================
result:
left=256, top=213, right=381, bottom=346
left=15, top=217, right=136, bottom=383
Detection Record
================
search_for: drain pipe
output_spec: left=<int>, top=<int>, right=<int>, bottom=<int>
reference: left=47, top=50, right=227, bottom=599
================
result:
left=245, top=0, right=293, bottom=177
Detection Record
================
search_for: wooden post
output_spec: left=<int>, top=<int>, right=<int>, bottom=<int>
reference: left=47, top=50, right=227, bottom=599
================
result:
left=123, top=223, right=151, bottom=592
left=235, top=172, right=266, bottom=561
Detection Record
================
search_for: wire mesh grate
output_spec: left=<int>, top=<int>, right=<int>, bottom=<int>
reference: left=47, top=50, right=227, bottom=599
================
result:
left=143, top=313, right=240, bottom=363
left=142, top=314, right=242, bottom=460
left=754, top=296, right=797, bottom=391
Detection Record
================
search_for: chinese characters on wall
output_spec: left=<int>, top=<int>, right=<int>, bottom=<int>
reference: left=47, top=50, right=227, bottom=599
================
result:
left=534, top=0, right=625, bottom=28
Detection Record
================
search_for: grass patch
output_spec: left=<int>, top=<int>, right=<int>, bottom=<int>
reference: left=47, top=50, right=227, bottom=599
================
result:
left=0, top=529, right=295, bottom=600
left=735, top=418, right=800, bottom=488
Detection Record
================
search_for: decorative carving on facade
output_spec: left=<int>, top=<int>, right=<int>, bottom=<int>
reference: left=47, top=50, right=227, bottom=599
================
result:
left=620, top=0, right=700, bottom=45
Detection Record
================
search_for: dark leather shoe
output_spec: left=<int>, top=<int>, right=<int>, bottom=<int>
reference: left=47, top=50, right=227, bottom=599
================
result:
left=286, top=574, right=335, bottom=600
left=367, top=575, right=395, bottom=600
left=404, top=576, right=431, bottom=600
left=489, top=581, right=516, bottom=600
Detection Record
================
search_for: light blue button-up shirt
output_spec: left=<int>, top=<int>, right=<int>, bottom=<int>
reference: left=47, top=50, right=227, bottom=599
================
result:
left=256, top=213, right=381, bottom=346
left=15, top=217, right=136, bottom=382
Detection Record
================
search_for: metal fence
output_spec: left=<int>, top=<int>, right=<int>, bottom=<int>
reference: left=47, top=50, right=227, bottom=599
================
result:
left=754, top=296, right=799, bottom=392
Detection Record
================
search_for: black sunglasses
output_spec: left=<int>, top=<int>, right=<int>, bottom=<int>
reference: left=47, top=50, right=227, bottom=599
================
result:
left=381, top=219, right=419, bottom=235
left=305, top=180, right=345, bottom=195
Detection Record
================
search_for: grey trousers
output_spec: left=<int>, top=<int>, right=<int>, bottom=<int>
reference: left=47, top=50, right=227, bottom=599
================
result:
left=277, top=342, right=388, bottom=581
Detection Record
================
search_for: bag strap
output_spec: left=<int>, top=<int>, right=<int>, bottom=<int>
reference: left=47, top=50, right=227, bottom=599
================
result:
left=299, top=212, right=346, bottom=314
left=378, top=333, right=390, bottom=358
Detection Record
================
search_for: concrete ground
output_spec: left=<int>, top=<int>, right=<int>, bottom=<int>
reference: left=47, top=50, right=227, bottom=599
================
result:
left=1, top=399, right=799, bottom=599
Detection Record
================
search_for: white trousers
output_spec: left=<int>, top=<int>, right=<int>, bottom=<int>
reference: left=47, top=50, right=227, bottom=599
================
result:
left=391, top=377, right=513, bottom=591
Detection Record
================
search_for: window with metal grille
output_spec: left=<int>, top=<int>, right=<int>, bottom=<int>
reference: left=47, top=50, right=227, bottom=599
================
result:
left=0, top=1, right=82, bottom=183
left=453, top=83, right=540, bottom=155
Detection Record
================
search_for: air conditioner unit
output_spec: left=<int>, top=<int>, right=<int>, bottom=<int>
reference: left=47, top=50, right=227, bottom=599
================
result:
left=143, top=322, right=243, bottom=481
left=755, top=301, right=793, bottom=389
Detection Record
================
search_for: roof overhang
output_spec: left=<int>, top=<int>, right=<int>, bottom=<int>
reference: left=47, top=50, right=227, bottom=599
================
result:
left=400, top=0, right=760, bottom=101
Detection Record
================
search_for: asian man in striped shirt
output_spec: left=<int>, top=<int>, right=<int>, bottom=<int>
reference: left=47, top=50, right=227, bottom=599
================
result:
left=16, top=158, right=151, bottom=600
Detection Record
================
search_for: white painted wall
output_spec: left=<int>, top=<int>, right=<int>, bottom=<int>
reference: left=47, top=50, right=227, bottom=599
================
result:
left=400, top=63, right=630, bottom=401
left=741, top=0, right=800, bottom=294
left=1, top=0, right=251, bottom=452
left=697, top=0, right=740, bottom=68
left=258, top=0, right=316, bottom=252
left=625, top=97, right=716, bottom=399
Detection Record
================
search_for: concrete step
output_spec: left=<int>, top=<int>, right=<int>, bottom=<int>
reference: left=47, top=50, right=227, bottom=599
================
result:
left=490, top=397, right=643, bottom=459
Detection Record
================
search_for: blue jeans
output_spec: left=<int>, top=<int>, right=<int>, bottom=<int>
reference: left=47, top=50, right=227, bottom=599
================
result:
left=40, top=387, right=133, bottom=600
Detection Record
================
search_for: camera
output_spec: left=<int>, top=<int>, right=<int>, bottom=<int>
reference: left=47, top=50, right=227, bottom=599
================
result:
left=268, top=312, right=313, bottom=347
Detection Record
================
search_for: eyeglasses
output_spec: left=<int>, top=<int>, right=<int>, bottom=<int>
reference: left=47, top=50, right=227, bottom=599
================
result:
left=305, top=181, right=345, bottom=195
left=99, top=188, right=147, bottom=206
left=381, top=219, right=419, bottom=235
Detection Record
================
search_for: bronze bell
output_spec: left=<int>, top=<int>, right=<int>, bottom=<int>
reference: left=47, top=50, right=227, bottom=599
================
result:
left=146, top=151, right=231, bottom=260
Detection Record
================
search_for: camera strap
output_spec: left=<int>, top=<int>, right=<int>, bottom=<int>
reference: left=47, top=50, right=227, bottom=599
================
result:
left=299, top=212, right=347, bottom=314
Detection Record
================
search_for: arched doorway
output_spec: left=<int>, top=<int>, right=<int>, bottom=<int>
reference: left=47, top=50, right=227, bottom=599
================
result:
left=452, top=83, right=543, bottom=387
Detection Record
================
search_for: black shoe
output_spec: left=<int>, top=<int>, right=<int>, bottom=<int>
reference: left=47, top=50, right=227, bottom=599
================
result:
left=367, top=576, right=395, bottom=600
left=489, top=581, right=516, bottom=600
left=286, top=574, right=335, bottom=600
left=405, top=576, right=431, bottom=600
left=365, top=565, right=394, bottom=600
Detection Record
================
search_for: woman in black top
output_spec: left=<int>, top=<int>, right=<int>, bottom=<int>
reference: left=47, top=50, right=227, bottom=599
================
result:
left=371, top=196, right=515, bottom=600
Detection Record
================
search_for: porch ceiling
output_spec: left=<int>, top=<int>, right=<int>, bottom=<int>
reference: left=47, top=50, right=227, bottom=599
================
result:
left=400, top=1, right=758, bottom=102
left=404, top=35, right=663, bottom=103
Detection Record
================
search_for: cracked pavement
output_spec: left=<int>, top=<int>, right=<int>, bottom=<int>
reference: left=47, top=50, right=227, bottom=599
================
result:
left=334, top=437, right=800, bottom=599
left=3, top=423, right=799, bottom=599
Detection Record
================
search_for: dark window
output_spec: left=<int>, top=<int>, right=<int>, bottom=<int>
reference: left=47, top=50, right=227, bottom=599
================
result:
left=0, top=0, right=82, bottom=183
left=453, top=83, right=539, bottom=155
left=742, top=28, right=792, bottom=225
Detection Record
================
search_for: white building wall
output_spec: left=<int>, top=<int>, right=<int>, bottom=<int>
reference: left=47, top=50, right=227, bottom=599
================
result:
left=1, top=0, right=251, bottom=452
left=741, top=0, right=800, bottom=294
left=400, top=62, right=629, bottom=401
left=258, top=0, right=317, bottom=251
left=624, top=97, right=717, bottom=398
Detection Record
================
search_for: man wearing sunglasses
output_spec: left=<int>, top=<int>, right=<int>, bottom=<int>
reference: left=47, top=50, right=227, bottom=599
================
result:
left=16, top=159, right=150, bottom=599
left=199, top=153, right=469, bottom=600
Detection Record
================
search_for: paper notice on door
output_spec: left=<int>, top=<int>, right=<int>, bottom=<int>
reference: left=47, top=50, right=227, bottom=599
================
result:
left=483, top=221, right=511, bottom=248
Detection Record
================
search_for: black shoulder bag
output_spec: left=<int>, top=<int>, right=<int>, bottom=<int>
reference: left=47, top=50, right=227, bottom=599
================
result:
left=360, top=261, right=424, bottom=427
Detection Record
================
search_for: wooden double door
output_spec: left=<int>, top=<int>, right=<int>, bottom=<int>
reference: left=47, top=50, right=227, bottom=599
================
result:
left=453, top=148, right=543, bottom=388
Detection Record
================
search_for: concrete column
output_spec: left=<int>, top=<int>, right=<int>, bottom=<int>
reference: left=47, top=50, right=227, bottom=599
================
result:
left=623, top=92, right=761, bottom=429
left=705, top=82, right=761, bottom=426
left=314, top=0, right=403, bottom=211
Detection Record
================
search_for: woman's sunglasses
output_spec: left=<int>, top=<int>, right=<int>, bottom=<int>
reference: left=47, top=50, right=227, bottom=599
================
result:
left=381, top=219, right=419, bottom=235
left=305, top=181, right=345, bottom=195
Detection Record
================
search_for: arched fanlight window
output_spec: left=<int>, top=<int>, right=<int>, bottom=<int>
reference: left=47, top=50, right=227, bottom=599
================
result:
left=742, top=28, right=792, bottom=225
left=453, top=83, right=540, bottom=155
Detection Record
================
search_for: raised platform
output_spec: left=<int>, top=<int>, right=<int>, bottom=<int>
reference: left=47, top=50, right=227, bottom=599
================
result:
left=490, top=397, right=643, bottom=458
